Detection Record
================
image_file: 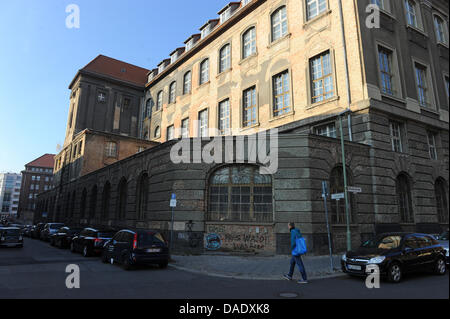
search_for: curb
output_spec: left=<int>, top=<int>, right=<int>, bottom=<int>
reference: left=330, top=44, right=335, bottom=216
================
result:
left=169, top=264, right=346, bottom=281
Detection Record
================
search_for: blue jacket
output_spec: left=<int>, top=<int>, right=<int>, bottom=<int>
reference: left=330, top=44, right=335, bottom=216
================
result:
left=290, top=228, right=302, bottom=251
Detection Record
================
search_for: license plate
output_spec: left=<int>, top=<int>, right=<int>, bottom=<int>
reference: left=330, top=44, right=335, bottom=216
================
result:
left=347, top=264, right=361, bottom=271
left=146, top=248, right=161, bottom=253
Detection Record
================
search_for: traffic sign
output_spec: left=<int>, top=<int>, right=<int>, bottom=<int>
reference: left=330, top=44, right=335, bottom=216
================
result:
left=347, top=186, right=362, bottom=194
left=331, top=193, right=345, bottom=200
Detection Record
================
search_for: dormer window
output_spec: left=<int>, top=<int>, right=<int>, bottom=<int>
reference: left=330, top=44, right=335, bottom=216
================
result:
left=98, top=92, right=106, bottom=103
left=186, top=39, right=194, bottom=51
left=242, top=0, right=251, bottom=6
left=201, top=26, right=211, bottom=39
left=148, top=72, right=154, bottom=82
left=220, top=8, right=232, bottom=23
left=170, top=52, right=178, bottom=64
left=158, top=64, right=165, bottom=74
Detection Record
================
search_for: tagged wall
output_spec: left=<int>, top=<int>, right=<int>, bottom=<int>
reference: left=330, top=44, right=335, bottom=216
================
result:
left=205, top=224, right=275, bottom=254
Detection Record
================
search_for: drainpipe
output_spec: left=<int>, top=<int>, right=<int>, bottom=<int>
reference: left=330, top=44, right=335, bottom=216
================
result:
left=338, top=0, right=353, bottom=142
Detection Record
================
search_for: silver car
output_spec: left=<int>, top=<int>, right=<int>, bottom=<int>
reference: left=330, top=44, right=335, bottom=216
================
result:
left=436, top=231, right=449, bottom=266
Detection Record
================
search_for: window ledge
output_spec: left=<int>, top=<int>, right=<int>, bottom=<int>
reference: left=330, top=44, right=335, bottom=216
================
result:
left=152, top=109, right=162, bottom=115
left=240, top=123, right=260, bottom=132
left=306, top=96, right=340, bottom=110
left=420, top=106, right=440, bottom=115
left=437, top=41, right=449, bottom=49
left=267, top=33, right=291, bottom=49
left=197, top=81, right=211, bottom=89
left=406, top=25, right=428, bottom=38
left=239, top=53, right=258, bottom=65
left=379, top=8, right=396, bottom=21
left=303, top=9, right=332, bottom=28
left=269, top=111, right=295, bottom=123
left=216, top=68, right=232, bottom=79
left=381, top=93, right=406, bottom=104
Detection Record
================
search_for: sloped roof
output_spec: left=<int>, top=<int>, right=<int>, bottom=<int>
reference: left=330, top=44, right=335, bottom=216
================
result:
left=72, top=55, right=149, bottom=88
left=25, top=154, right=55, bottom=168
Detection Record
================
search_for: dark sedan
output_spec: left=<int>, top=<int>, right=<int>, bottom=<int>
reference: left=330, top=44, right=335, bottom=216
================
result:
left=40, top=223, right=65, bottom=241
left=102, top=229, right=169, bottom=270
left=0, top=227, right=23, bottom=248
left=50, top=226, right=83, bottom=248
left=30, top=223, right=45, bottom=239
left=341, top=232, right=447, bottom=283
left=71, top=228, right=116, bottom=257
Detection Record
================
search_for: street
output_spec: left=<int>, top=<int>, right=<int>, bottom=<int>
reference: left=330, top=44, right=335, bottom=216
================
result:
left=0, top=238, right=448, bottom=299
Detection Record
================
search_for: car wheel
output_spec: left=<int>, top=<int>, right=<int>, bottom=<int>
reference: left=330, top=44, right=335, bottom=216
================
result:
left=101, top=252, right=109, bottom=263
left=434, top=257, right=447, bottom=275
left=387, top=262, right=402, bottom=283
left=70, top=242, right=76, bottom=253
left=122, top=254, right=133, bottom=270
left=82, top=245, right=90, bottom=257
left=159, top=261, right=169, bottom=269
left=50, top=238, right=55, bottom=246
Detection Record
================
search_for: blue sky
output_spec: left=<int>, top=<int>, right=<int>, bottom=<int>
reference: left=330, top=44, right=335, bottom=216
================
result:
left=0, top=0, right=229, bottom=173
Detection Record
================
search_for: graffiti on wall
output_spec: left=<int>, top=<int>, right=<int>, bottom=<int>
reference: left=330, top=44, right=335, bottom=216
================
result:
left=205, top=233, right=222, bottom=250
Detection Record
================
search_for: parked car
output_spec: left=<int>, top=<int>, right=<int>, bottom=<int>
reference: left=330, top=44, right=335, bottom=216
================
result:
left=436, top=230, right=449, bottom=266
left=23, top=225, right=33, bottom=237
left=71, top=228, right=116, bottom=257
left=31, top=223, right=45, bottom=239
left=50, top=226, right=83, bottom=248
left=341, top=232, right=447, bottom=283
left=102, top=229, right=169, bottom=270
left=40, top=223, right=65, bottom=241
left=0, top=227, right=23, bottom=248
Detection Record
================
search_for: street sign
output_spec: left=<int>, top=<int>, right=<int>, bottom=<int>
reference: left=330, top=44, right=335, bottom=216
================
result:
left=170, top=194, right=177, bottom=207
left=331, top=193, right=345, bottom=200
left=347, top=186, right=362, bottom=194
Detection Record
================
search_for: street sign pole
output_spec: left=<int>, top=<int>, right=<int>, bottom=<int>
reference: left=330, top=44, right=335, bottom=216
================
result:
left=339, top=115, right=352, bottom=252
left=322, top=181, right=334, bottom=272
left=169, top=194, right=177, bottom=253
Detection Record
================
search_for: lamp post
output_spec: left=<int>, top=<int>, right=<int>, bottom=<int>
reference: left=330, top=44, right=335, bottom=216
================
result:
left=338, top=109, right=352, bottom=252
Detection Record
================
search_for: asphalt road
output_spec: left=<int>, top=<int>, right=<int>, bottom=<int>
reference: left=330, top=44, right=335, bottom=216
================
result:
left=0, top=238, right=448, bottom=299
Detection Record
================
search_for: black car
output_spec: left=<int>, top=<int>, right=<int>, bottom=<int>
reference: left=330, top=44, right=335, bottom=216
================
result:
left=31, top=223, right=46, bottom=239
left=40, top=223, right=65, bottom=241
left=341, top=232, right=447, bottom=283
left=102, top=229, right=169, bottom=270
left=0, top=227, right=23, bottom=248
left=23, top=225, right=33, bottom=237
left=71, top=228, right=116, bottom=257
left=50, top=226, right=83, bottom=248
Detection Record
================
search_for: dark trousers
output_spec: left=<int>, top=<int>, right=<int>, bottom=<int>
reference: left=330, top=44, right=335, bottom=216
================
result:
left=288, top=255, right=307, bottom=280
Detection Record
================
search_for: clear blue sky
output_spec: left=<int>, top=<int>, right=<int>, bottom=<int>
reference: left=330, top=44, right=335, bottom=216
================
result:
left=0, top=0, right=229, bottom=173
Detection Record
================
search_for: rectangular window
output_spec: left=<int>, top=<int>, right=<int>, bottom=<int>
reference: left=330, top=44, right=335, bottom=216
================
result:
left=390, top=121, right=403, bottom=153
left=243, top=87, right=257, bottom=128
left=181, top=118, right=190, bottom=138
left=105, top=142, right=117, bottom=157
left=378, top=47, right=394, bottom=95
left=183, top=72, right=192, bottom=94
left=36, top=176, right=40, bottom=181
left=427, top=131, right=437, bottom=160
left=167, top=125, right=175, bottom=141
left=315, top=123, right=336, bottom=138
left=199, top=109, right=209, bottom=137
left=405, top=0, right=417, bottom=27
left=310, top=51, right=334, bottom=103
left=434, top=16, right=447, bottom=44
left=218, top=99, right=231, bottom=135
left=272, top=71, right=291, bottom=117
left=445, top=76, right=450, bottom=99
left=415, top=64, right=428, bottom=107
left=200, top=59, right=209, bottom=85
left=307, top=0, right=327, bottom=20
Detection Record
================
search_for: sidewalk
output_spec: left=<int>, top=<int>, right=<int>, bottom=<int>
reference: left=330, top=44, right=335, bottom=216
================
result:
left=170, top=253, right=344, bottom=281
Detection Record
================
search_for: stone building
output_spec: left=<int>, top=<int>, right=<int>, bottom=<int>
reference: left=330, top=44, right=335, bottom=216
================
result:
left=38, top=0, right=449, bottom=255
left=17, top=154, right=55, bottom=223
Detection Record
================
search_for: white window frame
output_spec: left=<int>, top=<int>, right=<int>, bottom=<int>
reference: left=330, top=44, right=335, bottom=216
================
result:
left=271, top=6, right=288, bottom=42
left=181, top=118, right=190, bottom=138
left=242, top=27, right=256, bottom=59
left=315, top=122, right=337, bottom=138
left=198, top=109, right=209, bottom=137
left=427, top=131, right=437, bottom=160
left=169, top=82, right=177, bottom=104
left=200, top=59, right=210, bottom=85
left=219, top=44, right=231, bottom=73
left=390, top=121, right=403, bottom=153
left=218, top=99, right=231, bottom=135
left=183, top=71, right=192, bottom=94
left=306, top=0, right=328, bottom=21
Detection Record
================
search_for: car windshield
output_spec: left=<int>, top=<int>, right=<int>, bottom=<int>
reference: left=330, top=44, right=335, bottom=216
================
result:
left=361, top=235, right=402, bottom=250
left=50, top=224, right=64, bottom=229
left=438, top=231, right=449, bottom=241
left=98, top=232, right=114, bottom=238
left=4, top=229, right=20, bottom=236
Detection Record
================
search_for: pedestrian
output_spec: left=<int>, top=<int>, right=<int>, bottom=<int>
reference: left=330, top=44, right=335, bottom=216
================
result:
left=284, top=222, right=308, bottom=284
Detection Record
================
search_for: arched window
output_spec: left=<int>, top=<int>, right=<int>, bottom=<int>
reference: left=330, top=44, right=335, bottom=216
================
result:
left=136, top=173, right=149, bottom=220
left=219, top=44, right=231, bottom=73
left=183, top=71, right=192, bottom=94
left=117, top=178, right=128, bottom=220
left=145, top=98, right=153, bottom=118
left=200, top=59, right=209, bottom=85
left=271, top=6, right=287, bottom=42
left=101, top=182, right=111, bottom=219
left=208, top=165, right=273, bottom=222
left=396, top=173, right=414, bottom=223
left=329, top=165, right=355, bottom=224
left=89, top=185, right=97, bottom=219
left=80, top=188, right=87, bottom=219
left=156, top=91, right=163, bottom=111
left=169, top=81, right=177, bottom=104
left=242, top=27, right=256, bottom=59
left=435, top=178, right=448, bottom=223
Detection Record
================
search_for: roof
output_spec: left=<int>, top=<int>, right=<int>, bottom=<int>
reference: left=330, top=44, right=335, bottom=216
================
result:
left=72, top=55, right=149, bottom=88
left=25, top=154, right=55, bottom=168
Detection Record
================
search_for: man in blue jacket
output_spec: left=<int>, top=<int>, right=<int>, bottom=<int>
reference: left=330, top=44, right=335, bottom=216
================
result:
left=283, top=222, right=308, bottom=284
